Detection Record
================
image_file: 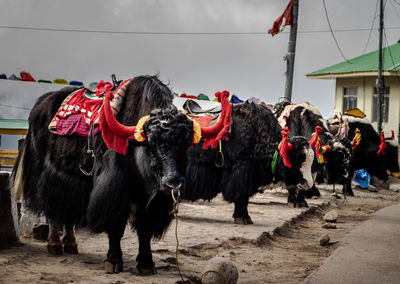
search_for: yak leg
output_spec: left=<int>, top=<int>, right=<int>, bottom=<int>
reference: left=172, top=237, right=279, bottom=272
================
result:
left=233, top=199, right=253, bottom=225
left=47, top=220, right=63, bottom=255
left=62, top=224, right=78, bottom=254
left=296, top=190, right=308, bottom=208
left=287, top=187, right=297, bottom=208
left=104, top=221, right=126, bottom=274
left=342, top=179, right=354, bottom=196
left=136, top=226, right=157, bottom=275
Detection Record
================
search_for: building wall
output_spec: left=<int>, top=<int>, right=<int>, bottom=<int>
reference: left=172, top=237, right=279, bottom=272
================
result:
left=335, top=76, right=400, bottom=138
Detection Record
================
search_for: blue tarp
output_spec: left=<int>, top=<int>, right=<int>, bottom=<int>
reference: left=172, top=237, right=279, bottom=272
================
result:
left=352, top=169, right=370, bottom=189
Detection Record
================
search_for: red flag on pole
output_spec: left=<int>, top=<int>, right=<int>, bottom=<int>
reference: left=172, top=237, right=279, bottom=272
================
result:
left=268, top=0, right=294, bottom=36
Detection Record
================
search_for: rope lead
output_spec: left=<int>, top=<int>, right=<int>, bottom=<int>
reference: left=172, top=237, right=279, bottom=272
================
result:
left=170, top=189, right=185, bottom=283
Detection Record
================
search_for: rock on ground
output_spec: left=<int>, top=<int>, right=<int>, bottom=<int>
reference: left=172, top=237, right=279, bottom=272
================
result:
left=319, top=234, right=330, bottom=246
left=324, top=210, right=338, bottom=223
left=202, top=257, right=238, bottom=284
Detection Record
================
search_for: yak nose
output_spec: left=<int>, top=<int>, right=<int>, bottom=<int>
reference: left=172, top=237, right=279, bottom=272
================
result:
left=162, top=179, right=184, bottom=196
left=297, top=179, right=312, bottom=190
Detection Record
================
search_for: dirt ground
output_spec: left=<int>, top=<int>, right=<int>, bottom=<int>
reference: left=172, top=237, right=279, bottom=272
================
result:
left=0, top=183, right=399, bottom=284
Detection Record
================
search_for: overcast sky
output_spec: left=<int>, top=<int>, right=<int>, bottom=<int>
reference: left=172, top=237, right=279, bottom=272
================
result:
left=0, top=0, right=399, bottom=122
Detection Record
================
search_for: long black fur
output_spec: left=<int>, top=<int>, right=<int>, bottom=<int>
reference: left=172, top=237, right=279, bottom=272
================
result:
left=12, top=75, right=194, bottom=273
left=183, top=102, right=313, bottom=223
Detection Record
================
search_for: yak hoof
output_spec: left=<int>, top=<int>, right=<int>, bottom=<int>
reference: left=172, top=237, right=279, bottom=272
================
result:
left=137, top=263, right=157, bottom=275
left=234, top=217, right=253, bottom=225
left=343, top=189, right=354, bottom=197
left=48, top=243, right=63, bottom=255
left=104, top=260, right=123, bottom=274
left=298, top=202, right=308, bottom=208
left=287, top=202, right=296, bottom=208
left=63, top=243, right=78, bottom=254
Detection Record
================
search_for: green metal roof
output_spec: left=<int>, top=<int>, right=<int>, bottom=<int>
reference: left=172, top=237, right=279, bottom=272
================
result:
left=0, top=119, right=28, bottom=135
left=307, top=42, right=400, bottom=77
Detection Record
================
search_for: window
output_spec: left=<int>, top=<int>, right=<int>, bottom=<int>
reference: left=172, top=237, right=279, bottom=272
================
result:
left=372, top=86, right=390, bottom=123
left=343, top=87, right=357, bottom=112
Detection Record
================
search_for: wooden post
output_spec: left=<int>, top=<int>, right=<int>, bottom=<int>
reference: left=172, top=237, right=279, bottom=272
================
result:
left=0, top=172, right=19, bottom=247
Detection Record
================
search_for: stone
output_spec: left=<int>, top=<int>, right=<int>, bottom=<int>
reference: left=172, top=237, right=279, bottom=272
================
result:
left=322, top=224, right=337, bottom=229
left=324, top=210, right=338, bottom=223
left=202, top=257, right=239, bottom=284
left=319, top=234, right=330, bottom=246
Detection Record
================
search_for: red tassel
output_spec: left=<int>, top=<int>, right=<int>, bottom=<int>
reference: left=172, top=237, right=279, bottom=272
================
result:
left=391, top=130, right=395, bottom=139
left=202, top=91, right=232, bottom=149
left=309, top=126, right=322, bottom=149
left=99, top=91, right=136, bottom=154
left=377, top=131, right=387, bottom=156
left=278, top=126, right=292, bottom=168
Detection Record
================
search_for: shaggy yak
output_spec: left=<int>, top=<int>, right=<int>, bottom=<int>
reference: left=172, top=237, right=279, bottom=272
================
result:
left=327, top=114, right=399, bottom=186
left=11, top=75, right=222, bottom=275
left=275, top=103, right=353, bottom=202
left=183, top=99, right=315, bottom=224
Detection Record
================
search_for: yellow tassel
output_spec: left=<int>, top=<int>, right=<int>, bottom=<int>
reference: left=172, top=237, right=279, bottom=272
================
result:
left=134, top=115, right=150, bottom=142
left=191, top=119, right=202, bottom=144
left=183, top=113, right=202, bottom=144
left=354, top=130, right=361, bottom=146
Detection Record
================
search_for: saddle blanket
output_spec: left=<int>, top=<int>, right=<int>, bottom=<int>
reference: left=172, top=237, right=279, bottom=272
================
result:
left=48, top=79, right=132, bottom=137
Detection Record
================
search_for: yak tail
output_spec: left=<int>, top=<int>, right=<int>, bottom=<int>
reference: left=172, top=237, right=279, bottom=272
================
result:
left=10, top=142, right=26, bottom=203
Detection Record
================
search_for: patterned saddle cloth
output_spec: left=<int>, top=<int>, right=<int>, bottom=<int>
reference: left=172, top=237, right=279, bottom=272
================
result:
left=49, top=79, right=132, bottom=137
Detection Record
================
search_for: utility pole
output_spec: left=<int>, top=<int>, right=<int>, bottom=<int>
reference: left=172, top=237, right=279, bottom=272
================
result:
left=283, top=0, right=299, bottom=102
left=377, top=0, right=385, bottom=133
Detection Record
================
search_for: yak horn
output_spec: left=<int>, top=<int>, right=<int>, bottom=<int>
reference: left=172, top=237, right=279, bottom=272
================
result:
left=103, top=91, right=136, bottom=137
left=100, top=91, right=149, bottom=154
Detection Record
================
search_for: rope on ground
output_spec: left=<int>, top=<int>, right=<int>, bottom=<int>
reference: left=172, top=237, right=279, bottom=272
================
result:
left=170, top=189, right=185, bottom=283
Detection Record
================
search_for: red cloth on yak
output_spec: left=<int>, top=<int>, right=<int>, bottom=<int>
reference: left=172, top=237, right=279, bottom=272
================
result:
left=49, top=79, right=131, bottom=137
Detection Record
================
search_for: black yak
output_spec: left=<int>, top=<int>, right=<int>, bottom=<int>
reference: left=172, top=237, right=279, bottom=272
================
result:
left=276, top=103, right=353, bottom=201
left=183, top=101, right=314, bottom=224
left=327, top=114, right=399, bottom=187
left=11, top=75, right=222, bottom=275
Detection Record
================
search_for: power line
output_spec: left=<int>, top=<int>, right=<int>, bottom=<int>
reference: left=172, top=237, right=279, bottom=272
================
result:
left=322, top=0, right=380, bottom=64
left=383, top=28, right=400, bottom=83
left=0, top=24, right=400, bottom=35
left=0, top=104, right=31, bottom=111
left=390, top=0, right=400, bottom=18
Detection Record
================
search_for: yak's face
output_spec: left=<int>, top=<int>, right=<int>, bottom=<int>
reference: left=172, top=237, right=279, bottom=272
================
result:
left=323, top=137, right=352, bottom=185
left=143, top=107, right=193, bottom=196
left=277, top=136, right=314, bottom=190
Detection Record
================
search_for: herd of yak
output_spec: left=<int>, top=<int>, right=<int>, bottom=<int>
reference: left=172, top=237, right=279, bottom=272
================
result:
left=9, top=75, right=399, bottom=275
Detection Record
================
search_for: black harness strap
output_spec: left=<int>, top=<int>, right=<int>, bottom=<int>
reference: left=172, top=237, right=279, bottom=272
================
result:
left=79, top=123, right=96, bottom=176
